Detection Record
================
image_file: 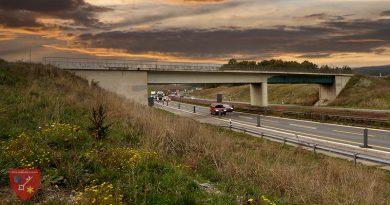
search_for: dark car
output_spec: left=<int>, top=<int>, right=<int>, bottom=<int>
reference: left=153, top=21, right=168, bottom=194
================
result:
left=210, top=103, right=227, bottom=115
left=222, top=104, right=234, bottom=112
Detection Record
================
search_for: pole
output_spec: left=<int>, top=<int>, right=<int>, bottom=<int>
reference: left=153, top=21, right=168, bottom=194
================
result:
left=218, top=111, right=222, bottom=118
left=360, top=128, right=372, bottom=148
left=193, top=106, right=196, bottom=113
left=257, top=115, right=261, bottom=127
left=178, top=103, right=180, bottom=109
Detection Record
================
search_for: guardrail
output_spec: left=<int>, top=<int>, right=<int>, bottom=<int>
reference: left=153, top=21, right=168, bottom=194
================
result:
left=221, top=124, right=390, bottom=166
left=43, top=57, right=222, bottom=71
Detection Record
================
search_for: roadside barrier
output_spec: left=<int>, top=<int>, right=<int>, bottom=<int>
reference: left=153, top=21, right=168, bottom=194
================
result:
left=222, top=124, right=390, bottom=166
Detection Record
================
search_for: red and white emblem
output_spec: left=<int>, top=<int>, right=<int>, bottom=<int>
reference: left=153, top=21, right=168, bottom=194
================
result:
left=9, top=169, right=41, bottom=201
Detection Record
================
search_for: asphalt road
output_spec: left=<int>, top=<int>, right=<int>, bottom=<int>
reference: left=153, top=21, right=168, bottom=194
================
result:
left=161, top=101, right=390, bottom=152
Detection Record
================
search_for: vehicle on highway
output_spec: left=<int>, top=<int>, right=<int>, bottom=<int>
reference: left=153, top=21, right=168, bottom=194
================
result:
left=210, top=103, right=227, bottom=115
left=223, top=104, right=234, bottom=112
left=163, top=96, right=171, bottom=101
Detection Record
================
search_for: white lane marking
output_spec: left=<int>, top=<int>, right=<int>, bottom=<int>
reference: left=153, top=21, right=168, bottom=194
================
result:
left=263, top=119, right=280, bottom=123
left=289, top=123, right=317, bottom=129
left=172, top=101, right=390, bottom=133
left=332, top=129, right=375, bottom=137
left=238, top=116, right=253, bottom=120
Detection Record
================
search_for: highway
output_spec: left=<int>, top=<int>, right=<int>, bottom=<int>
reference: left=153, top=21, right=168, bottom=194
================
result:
left=159, top=101, right=390, bottom=152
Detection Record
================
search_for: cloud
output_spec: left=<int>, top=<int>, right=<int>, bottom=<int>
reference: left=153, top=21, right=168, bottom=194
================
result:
left=0, top=0, right=110, bottom=28
left=380, top=10, right=390, bottom=16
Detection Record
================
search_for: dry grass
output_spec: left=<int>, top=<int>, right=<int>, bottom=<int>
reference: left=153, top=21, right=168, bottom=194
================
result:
left=331, top=75, right=390, bottom=109
left=190, top=84, right=319, bottom=105
left=1, top=63, right=390, bottom=204
left=96, top=90, right=390, bottom=204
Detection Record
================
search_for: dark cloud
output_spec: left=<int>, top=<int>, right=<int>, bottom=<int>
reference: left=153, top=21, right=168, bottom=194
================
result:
left=112, top=1, right=246, bottom=28
left=0, top=0, right=110, bottom=28
left=304, top=13, right=344, bottom=21
left=297, top=53, right=332, bottom=59
left=0, top=10, right=41, bottom=27
left=380, top=10, right=390, bottom=16
left=75, top=18, right=390, bottom=59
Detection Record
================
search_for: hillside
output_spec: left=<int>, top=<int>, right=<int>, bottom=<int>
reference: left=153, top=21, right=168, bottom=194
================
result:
left=189, top=84, right=319, bottom=106
left=189, top=75, right=390, bottom=110
left=1, top=61, right=390, bottom=204
left=353, top=65, right=390, bottom=76
left=331, top=75, right=390, bottom=109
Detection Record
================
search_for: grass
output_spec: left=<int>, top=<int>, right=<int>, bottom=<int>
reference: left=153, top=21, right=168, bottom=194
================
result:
left=330, top=74, right=390, bottom=109
left=1, top=61, right=390, bottom=204
left=189, top=84, right=319, bottom=106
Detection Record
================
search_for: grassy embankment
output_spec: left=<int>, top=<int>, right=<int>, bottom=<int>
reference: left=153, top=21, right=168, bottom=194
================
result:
left=1, top=61, right=390, bottom=204
left=189, top=84, right=319, bottom=106
left=189, top=75, right=390, bottom=110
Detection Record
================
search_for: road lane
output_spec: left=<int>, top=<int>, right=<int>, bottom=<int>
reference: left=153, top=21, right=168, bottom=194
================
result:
left=163, top=101, right=390, bottom=151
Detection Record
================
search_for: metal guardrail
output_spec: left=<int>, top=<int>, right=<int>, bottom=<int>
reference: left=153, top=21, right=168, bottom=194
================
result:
left=43, top=57, right=222, bottom=71
left=221, top=124, right=390, bottom=166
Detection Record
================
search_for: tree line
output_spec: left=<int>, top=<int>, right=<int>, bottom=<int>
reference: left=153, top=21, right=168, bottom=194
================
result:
left=224, top=58, right=352, bottom=73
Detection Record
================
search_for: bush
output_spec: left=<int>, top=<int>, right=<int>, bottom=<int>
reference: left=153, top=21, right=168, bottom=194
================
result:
left=88, top=105, right=111, bottom=140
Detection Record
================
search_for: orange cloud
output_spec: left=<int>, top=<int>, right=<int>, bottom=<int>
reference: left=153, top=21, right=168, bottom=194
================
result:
left=337, top=39, right=385, bottom=43
left=42, top=44, right=224, bottom=63
left=0, top=26, right=75, bottom=41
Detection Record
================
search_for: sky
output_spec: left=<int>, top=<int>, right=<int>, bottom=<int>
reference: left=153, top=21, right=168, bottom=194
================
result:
left=0, top=0, right=390, bottom=67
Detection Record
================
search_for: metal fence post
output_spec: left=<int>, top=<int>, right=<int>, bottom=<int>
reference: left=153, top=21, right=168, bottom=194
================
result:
left=257, top=115, right=261, bottom=127
left=360, top=128, right=372, bottom=148
left=229, top=119, right=232, bottom=130
left=178, top=103, right=180, bottom=109
left=167, top=101, right=169, bottom=106
left=354, top=153, right=358, bottom=165
left=313, top=144, right=317, bottom=155
left=193, top=106, right=196, bottom=113
left=218, top=111, right=222, bottom=118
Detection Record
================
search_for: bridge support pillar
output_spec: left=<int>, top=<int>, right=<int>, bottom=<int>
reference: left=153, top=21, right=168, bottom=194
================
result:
left=319, top=76, right=351, bottom=105
left=250, top=83, right=268, bottom=107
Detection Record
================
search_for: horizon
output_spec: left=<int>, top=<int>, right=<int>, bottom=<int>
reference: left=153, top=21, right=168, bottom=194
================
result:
left=1, top=0, right=390, bottom=67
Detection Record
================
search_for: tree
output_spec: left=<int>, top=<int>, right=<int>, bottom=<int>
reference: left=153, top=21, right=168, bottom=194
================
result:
left=228, top=58, right=237, bottom=65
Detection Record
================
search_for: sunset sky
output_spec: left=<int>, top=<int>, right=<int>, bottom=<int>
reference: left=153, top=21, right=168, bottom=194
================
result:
left=1, top=0, right=390, bottom=67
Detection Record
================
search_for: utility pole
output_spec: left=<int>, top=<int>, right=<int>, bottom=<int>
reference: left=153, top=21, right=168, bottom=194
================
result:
left=29, top=48, right=32, bottom=64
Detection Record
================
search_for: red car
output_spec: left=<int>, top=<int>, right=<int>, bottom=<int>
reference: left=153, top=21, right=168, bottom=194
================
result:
left=210, top=103, right=227, bottom=115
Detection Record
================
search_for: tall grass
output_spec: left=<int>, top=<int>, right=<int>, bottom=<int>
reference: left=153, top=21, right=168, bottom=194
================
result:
left=1, top=62, right=390, bottom=204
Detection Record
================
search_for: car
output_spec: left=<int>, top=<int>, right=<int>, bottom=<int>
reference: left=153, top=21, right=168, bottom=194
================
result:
left=222, top=104, right=234, bottom=112
left=210, top=103, right=227, bottom=115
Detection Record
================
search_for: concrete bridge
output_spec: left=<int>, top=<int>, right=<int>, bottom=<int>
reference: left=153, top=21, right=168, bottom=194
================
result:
left=44, top=57, right=352, bottom=106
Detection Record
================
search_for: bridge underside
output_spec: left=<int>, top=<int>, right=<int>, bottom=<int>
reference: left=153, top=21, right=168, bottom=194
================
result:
left=68, top=70, right=350, bottom=107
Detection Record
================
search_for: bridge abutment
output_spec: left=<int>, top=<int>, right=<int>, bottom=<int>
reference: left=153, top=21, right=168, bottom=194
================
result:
left=71, top=70, right=148, bottom=105
left=250, top=83, right=268, bottom=107
left=319, top=76, right=351, bottom=105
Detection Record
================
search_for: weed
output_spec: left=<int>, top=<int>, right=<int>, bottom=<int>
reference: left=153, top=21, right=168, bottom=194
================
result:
left=88, top=104, right=111, bottom=140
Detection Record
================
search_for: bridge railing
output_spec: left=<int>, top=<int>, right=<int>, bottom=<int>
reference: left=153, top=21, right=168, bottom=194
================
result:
left=43, top=57, right=222, bottom=71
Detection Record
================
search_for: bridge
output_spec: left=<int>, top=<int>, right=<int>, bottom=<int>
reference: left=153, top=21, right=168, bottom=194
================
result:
left=44, top=57, right=352, bottom=106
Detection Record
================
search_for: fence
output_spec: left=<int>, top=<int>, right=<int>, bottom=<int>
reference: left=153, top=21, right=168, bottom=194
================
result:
left=43, top=57, right=222, bottom=71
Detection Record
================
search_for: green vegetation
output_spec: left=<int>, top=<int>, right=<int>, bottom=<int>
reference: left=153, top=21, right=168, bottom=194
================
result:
left=1, top=60, right=390, bottom=204
left=223, top=59, right=352, bottom=74
left=189, top=84, right=319, bottom=106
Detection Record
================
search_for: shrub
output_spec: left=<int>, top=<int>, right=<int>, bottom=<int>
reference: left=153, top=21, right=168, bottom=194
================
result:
left=88, top=105, right=111, bottom=140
